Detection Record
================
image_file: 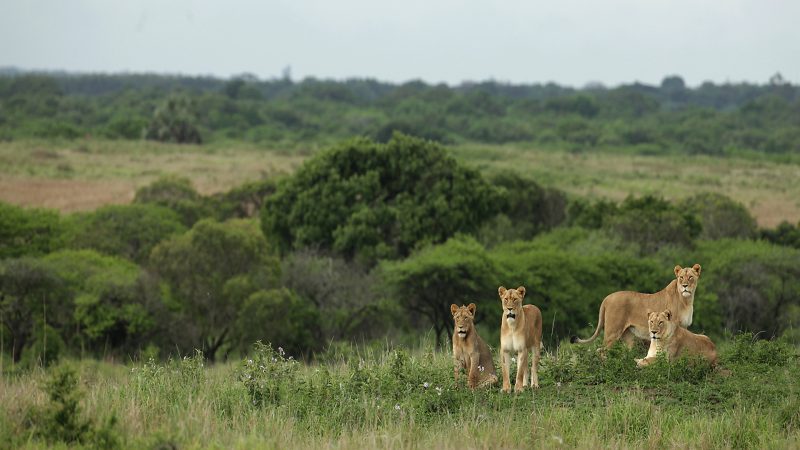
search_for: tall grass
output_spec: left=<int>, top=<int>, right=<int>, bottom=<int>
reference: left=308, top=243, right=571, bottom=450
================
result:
left=1, top=335, right=798, bottom=449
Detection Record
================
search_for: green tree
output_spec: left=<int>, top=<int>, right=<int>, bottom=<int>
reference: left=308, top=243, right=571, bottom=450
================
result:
left=262, top=133, right=501, bottom=264
left=761, top=221, right=800, bottom=249
left=64, top=204, right=186, bottom=264
left=486, top=172, right=567, bottom=240
left=233, top=288, right=321, bottom=358
left=43, top=250, right=159, bottom=356
left=698, top=239, right=800, bottom=337
left=144, top=95, right=203, bottom=144
left=134, top=175, right=212, bottom=227
left=380, top=236, right=499, bottom=346
left=0, top=202, right=64, bottom=258
left=0, top=258, right=66, bottom=363
left=150, top=219, right=280, bottom=361
left=680, top=192, right=757, bottom=240
left=605, top=195, right=701, bottom=255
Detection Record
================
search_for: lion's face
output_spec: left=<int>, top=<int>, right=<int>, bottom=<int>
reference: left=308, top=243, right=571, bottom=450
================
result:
left=451, top=303, right=476, bottom=339
left=674, top=264, right=702, bottom=298
left=498, top=286, right=526, bottom=323
left=648, top=310, right=675, bottom=340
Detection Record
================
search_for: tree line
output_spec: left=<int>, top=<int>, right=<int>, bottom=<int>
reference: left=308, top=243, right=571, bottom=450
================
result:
left=0, top=72, right=799, bottom=156
left=2, top=135, right=799, bottom=365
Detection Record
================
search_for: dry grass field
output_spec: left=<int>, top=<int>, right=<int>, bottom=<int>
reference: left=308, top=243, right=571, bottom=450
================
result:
left=2, top=139, right=799, bottom=227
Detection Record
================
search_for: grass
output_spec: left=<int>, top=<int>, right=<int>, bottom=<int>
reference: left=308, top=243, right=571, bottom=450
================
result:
left=1, top=336, right=798, bottom=449
left=1, top=138, right=799, bottom=226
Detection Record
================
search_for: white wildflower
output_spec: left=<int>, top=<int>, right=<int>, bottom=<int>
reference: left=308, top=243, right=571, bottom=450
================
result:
left=423, top=382, right=430, bottom=389
left=478, top=365, right=485, bottom=372
left=552, top=435, right=564, bottom=445
left=248, top=359, right=253, bottom=365
left=394, top=404, right=401, bottom=411
left=436, top=386, right=443, bottom=396
left=278, top=347, right=285, bottom=356
left=556, top=381, right=562, bottom=388
left=511, top=357, right=516, bottom=363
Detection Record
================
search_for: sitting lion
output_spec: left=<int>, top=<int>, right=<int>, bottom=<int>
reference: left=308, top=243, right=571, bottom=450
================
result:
left=635, top=309, right=717, bottom=367
left=498, top=286, right=543, bottom=392
left=451, top=303, right=498, bottom=388
left=571, top=264, right=702, bottom=349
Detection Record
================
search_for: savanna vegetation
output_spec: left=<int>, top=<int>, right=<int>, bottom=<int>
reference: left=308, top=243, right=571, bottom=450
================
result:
left=1, top=70, right=800, bottom=448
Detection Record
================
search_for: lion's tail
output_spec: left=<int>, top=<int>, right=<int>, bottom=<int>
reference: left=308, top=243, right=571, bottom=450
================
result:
left=570, top=302, right=605, bottom=344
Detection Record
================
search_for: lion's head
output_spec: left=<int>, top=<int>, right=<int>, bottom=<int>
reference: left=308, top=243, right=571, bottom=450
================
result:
left=498, top=286, right=526, bottom=323
left=648, top=309, right=676, bottom=341
left=674, top=263, right=702, bottom=298
left=451, top=303, right=476, bottom=339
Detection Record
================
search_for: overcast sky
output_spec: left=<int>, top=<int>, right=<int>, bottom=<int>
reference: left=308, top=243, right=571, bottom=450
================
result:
left=1, top=0, right=798, bottom=87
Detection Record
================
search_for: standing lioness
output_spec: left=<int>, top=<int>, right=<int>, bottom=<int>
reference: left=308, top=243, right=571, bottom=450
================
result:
left=571, top=264, right=702, bottom=349
left=499, top=286, right=543, bottom=392
left=451, top=303, right=498, bottom=388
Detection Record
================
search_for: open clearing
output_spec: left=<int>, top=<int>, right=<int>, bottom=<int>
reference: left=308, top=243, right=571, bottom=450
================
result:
left=1, top=139, right=799, bottom=226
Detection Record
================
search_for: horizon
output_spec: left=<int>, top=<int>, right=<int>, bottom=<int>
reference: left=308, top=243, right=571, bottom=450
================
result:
left=0, top=65, right=793, bottom=90
left=1, top=0, right=798, bottom=88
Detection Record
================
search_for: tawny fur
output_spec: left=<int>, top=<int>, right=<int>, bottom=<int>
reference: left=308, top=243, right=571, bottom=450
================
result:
left=571, top=264, right=702, bottom=349
left=498, top=286, right=543, bottom=392
left=451, top=303, right=498, bottom=388
left=635, top=309, right=718, bottom=367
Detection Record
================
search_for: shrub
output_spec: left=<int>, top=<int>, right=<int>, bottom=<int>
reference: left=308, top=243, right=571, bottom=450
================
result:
left=63, top=203, right=186, bottom=264
left=134, top=175, right=212, bottom=227
left=0, top=202, right=64, bottom=258
left=262, top=133, right=501, bottom=264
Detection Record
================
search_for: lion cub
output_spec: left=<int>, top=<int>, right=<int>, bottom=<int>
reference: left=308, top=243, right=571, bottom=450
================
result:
left=635, top=309, right=717, bottom=367
left=498, top=286, right=543, bottom=392
left=451, top=303, right=498, bottom=389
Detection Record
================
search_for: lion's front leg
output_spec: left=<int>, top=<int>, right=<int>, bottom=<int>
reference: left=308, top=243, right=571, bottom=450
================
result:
left=467, top=352, right=480, bottom=389
left=636, top=356, right=656, bottom=367
left=515, top=350, right=528, bottom=393
left=501, top=351, right=511, bottom=393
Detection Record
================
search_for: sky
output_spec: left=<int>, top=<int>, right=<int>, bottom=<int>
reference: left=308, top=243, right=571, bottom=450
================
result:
left=1, top=0, right=798, bottom=87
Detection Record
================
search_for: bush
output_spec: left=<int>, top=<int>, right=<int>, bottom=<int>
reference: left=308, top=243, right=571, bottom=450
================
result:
left=0, top=202, right=64, bottom=258
left=144, top=95, right=202, bottom=144
left=605, top=195, right=701, bottom=255
left=234, top=288, right=322, bottom=358
left=281, top=249, right=393, bottom=340
left=134, top=175, right=212, bottom=227
left=28, top=364, right=120, bottom=448
left=44, top=250, right=159, bottom=356
left=150, top=219, right=280, bottom=361
left=63, top=204, right=186, bottom=264
left=680, top=192, right=757, bottom=240
left=381, top=235, right=500, bottom=345
left=697, top=239, right=800, bottom=336
left=262, top=133, right=501, bottom=264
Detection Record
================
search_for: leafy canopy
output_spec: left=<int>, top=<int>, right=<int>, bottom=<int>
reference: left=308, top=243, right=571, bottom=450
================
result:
left=262, top=133, right=502, bottom=264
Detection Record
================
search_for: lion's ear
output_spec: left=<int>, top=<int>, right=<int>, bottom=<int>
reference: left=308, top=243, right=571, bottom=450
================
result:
left=663, top=309, right=672, bottom=321
left=692, top=264, right=702, bottom=277
left=450, top=304, right=458, bottom=316
left=517, top=286, right=526, bottom=298
left=498, top=286, right=507, bottom=297
left=467, top=303, right=477, bottom=315
left=674, top=265, right=682, bottom=277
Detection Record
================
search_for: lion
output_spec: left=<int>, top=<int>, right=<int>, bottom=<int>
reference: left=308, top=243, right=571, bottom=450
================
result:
left=571, top=264, right=702, bottom=349
left=451, top=303, right=498, bottom=388
left=635, top=309, right=717, bottom=367
left=498, top=286, right=543, bottom=392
